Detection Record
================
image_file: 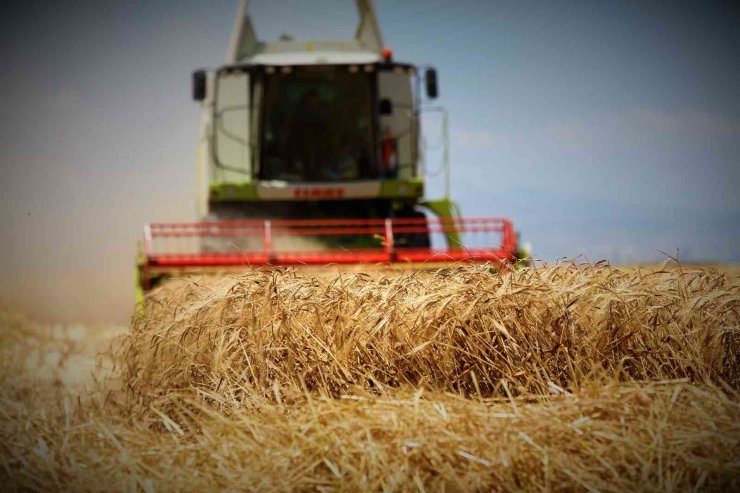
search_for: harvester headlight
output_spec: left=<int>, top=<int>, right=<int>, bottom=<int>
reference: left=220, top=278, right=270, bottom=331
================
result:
left=265, top=66, right=276, bottom=74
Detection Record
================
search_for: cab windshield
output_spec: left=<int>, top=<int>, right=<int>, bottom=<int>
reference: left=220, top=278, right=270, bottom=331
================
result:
left=259, top=65, right=377, bottom=182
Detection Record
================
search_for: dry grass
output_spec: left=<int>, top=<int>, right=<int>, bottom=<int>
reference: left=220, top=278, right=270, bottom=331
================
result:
left=123, top=263, right=739, bottom=409
left=3, top=382, right=739, bottom=492
left=1, top=263, right=739, bottom=491
left=0, top=304, right=122, bottom=398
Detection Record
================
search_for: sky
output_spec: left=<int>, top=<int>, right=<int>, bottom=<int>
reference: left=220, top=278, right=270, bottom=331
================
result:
left=1, top=0, right=738, bottom=324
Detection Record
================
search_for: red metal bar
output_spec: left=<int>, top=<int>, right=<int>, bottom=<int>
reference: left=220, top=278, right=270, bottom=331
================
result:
left=263, top=220, right=272, bottom=256
left=384, top=218, right=395, bottom=261
left=150, top=223, right=504, bottom=238
left=147, top=248, right=511, bottom=268
left=148, top=216, right=512, bottom=231
left=141, top=216, right=518, bottom=288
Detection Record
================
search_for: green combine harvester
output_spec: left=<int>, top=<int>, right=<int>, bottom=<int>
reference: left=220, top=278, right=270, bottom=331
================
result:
left=136, top=0, right=520, bottom=300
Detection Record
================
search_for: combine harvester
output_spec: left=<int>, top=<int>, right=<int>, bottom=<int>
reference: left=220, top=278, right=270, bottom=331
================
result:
left=137, top=0, right=521, bottom=299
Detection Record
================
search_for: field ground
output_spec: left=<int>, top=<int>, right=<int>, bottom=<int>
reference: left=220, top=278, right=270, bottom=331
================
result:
left=1, top=262, right=738, bottom=491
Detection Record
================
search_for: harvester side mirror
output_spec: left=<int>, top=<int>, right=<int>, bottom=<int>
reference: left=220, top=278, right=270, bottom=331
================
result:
left=192, top=70, right=207, bottom=101
left=425, top=69, right=438, bottom=99
left=378, top=98, right=393, bottom=115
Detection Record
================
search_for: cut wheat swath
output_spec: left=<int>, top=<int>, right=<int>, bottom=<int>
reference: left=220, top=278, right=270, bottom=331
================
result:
left=1, top=263, right=739, bottom=491
left=122, top=263, right=740, bottom=410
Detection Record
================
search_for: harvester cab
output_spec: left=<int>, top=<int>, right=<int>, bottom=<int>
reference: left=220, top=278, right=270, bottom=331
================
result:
left=197, top=0, right=438, bottom=228
left=137, top=0, right=519, bottom=298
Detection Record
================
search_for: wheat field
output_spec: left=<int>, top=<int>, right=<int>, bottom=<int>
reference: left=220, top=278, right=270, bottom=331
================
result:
left=1, top=262, right=739, bottom=491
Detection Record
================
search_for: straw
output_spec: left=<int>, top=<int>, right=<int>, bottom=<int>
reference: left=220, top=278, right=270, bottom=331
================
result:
left=1, top=263, right=738, bottom=491
left=122, top=264, right=739, bottom=410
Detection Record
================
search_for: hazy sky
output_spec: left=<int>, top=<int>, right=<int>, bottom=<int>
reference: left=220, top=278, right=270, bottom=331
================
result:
left=1, top=1, right=738, bottom=324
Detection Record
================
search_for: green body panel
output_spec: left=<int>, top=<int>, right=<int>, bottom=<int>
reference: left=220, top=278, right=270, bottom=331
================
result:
left=209, top=178, right=425, bottom=202
left=134, top=241, right=145, bottom=318
left=135, top=241, right=169, bottom=316
left=419, top=197, right=462, bottom=247
left=209, top=182, right=259, bottom=201
left=378, top=178, right=424, bottom=199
